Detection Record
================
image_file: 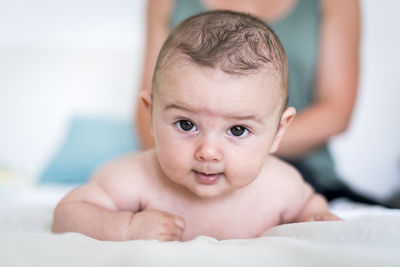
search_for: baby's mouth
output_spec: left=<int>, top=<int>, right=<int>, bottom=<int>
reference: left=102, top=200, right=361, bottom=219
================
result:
left=193, top=170, right=223, bottom=185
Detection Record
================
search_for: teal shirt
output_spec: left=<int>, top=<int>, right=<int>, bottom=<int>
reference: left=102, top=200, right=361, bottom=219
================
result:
left=170, top=0, right=343, bottom=190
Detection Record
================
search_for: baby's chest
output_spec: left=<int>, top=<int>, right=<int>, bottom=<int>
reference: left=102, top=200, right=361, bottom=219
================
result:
left=145, top=184, right=285, bottom=241
left=177, top=201, right=282, bottom=241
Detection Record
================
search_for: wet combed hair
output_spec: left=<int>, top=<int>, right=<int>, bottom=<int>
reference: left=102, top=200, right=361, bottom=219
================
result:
left=152, top=10, right=289, bottom=109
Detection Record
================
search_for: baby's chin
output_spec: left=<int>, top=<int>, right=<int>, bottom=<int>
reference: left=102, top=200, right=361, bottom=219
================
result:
left=190, top=188, right=226, bottom=198
left=186, top=180, right=235, bottom=199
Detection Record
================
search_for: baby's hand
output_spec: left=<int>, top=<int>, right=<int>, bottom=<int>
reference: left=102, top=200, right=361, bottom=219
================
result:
left=305, top=211, right=342, bottom=222
left=128, top=209, right=186, bottom=241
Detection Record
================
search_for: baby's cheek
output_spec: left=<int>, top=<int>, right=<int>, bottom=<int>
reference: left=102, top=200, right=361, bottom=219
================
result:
left=226, top=159, right=262, bottom=187
left=161, top=142, right=194, bottom=174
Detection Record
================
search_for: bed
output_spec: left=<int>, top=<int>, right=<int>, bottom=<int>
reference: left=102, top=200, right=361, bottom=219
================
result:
left=1, top=178, right=400, bottom=267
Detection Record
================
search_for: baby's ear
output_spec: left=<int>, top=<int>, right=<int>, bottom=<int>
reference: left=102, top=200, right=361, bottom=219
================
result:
left=269, top=107, right=296, bottom=153
left=139, top=90, right=152, bottom=112
left=139, top=90, right=154, bottom=137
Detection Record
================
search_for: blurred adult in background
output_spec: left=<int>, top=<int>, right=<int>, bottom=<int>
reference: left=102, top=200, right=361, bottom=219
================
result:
left=135, top=0, right=386, bottom=205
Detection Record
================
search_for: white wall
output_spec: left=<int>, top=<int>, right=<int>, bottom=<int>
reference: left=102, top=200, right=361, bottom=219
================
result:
left=0, top=0, right=146, bottom=177
left=0, top=0, right=399, bottom=199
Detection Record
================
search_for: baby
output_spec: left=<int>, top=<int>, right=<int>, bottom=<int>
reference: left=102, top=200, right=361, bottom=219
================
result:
left=52, top=10, right=340, bottom=242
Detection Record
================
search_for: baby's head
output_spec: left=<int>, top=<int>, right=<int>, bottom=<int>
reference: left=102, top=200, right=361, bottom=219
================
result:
left=142, top=10, right=295, bottom=198
left=152, top=10, right=289, bottom=113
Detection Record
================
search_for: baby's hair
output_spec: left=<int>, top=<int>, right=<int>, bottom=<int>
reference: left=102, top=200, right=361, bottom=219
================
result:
left=152, top=10, right=289, bottom=109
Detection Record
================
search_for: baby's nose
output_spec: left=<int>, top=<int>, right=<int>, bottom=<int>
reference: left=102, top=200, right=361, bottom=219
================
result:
left=194, top=137, right=222, bottom=163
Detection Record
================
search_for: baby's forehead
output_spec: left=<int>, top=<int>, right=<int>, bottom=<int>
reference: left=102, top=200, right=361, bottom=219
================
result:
left=155, top=60, right=285, bottom=112
left=160, top=57, right=277, bottom=83
left=157, top=59, right=282, bottom=93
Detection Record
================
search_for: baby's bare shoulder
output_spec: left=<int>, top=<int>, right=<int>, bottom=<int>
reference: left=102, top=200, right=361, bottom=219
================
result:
left=260, top=156, right=307, bottom=199
left=263, top=156, right=303, bottom=185
left=91, top=152, right=145, bottom=182
left=262, top=156, right=314, bottom=222
left=89, top=149, right=158, bottom=209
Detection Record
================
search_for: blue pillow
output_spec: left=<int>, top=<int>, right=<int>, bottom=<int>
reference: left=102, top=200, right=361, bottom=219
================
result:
left=39, top=116, right=140, bottom=184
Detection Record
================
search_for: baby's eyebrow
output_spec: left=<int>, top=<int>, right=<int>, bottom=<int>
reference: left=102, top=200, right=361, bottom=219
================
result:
left=164, top=103, right=192, bottom=113
left=164, top=103, right=264, bottom=124
left=226, top=114, right=263, bottom=124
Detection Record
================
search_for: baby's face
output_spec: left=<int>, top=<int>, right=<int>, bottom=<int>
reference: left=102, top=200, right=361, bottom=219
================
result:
left=151, top=63, right=283, bottom=198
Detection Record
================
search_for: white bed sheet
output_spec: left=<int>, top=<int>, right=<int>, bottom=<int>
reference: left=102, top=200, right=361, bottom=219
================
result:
left=1, top=184, right=400, bottom=266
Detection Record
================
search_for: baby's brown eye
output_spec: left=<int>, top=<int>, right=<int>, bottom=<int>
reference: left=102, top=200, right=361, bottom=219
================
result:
left=177, top=120, right=195, bottom=131
left=229, top=126, right=249, bottom=137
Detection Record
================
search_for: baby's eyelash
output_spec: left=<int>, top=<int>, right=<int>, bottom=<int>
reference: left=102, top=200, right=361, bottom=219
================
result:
left=227, top=125, right=251, bottom=138
left=174, top=119, right=198, bottom=132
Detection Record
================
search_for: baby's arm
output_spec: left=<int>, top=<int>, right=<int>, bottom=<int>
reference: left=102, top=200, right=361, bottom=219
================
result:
left=293, top=183, right=341, bottom=222
left=52, top=183, right=135, bottom=241
left=277, top=162, right=341, bottom=224
left=52, top=163, right=185, bottom=241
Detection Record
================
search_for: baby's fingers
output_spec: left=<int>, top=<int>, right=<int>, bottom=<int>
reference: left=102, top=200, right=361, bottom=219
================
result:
left=173, top=216, right=186, bottom=230
left=172, top=225, right=184, bottom=240
left=310, top=212, right=342, bottom=222
left=319, top=212, right=342, bottom=221
left=157, top=234, right=181, bottom=242
left=157, top=227, right=184, bottom=242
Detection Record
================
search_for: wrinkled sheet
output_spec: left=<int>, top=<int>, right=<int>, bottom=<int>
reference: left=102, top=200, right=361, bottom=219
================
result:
left=1, top=185, right=400, bottom=266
